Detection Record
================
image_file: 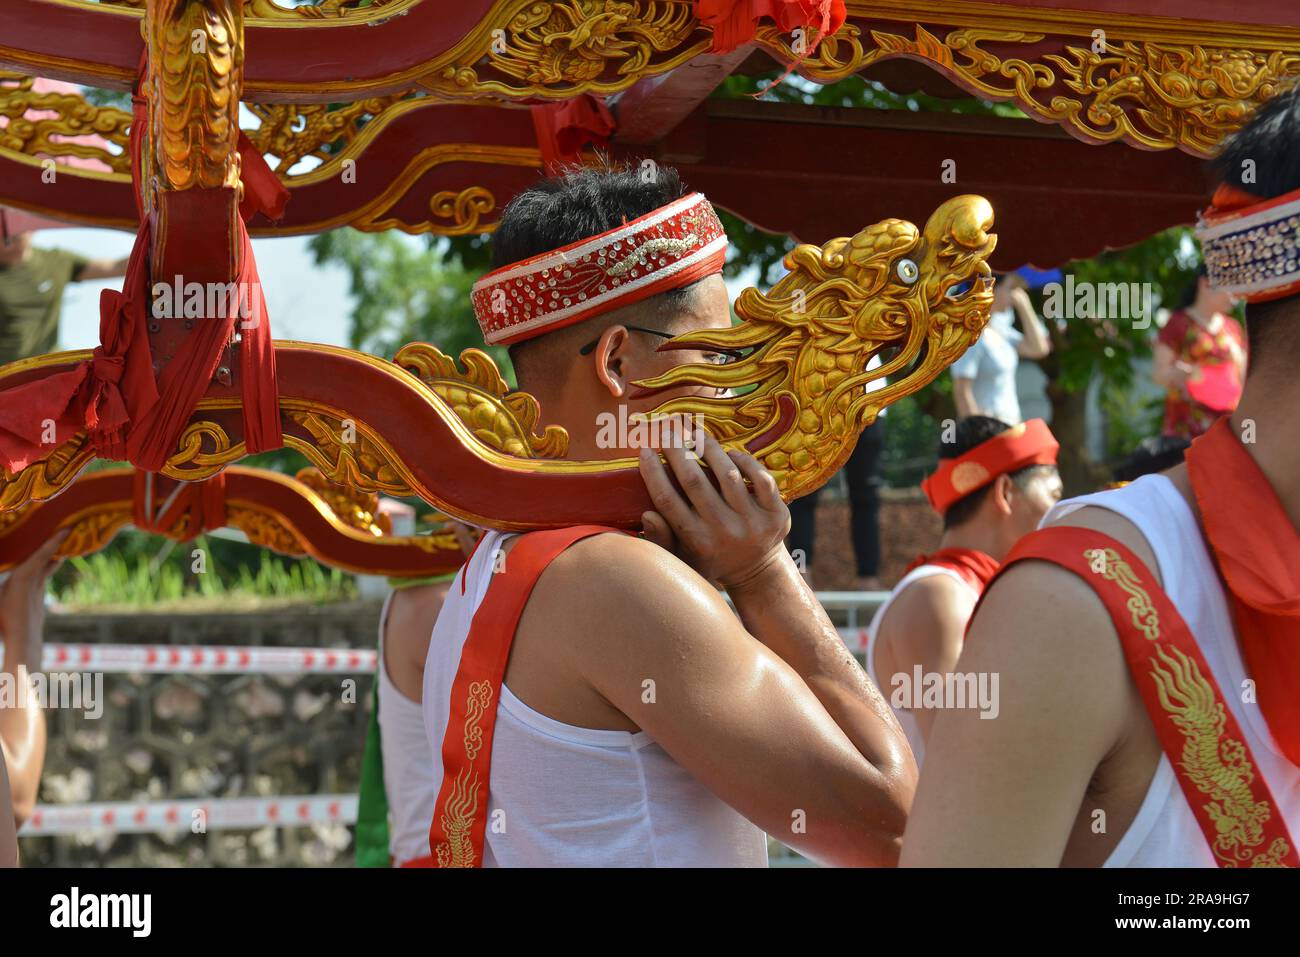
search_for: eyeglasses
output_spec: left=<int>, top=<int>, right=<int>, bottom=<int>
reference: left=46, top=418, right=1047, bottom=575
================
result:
left=578, top=325, right=738, bottom=366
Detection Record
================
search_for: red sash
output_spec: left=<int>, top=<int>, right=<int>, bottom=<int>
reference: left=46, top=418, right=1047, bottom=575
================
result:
left=427, top=524, right=621, bottom=867
left=985, top=526, right=1296, bottom=867
left=905, top=547, right=999, bottom=593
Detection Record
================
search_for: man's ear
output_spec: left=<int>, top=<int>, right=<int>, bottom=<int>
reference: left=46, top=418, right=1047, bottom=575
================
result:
left=990, top=473, right=1016, bottom=516
left=592, top=325, right=631, bottom=398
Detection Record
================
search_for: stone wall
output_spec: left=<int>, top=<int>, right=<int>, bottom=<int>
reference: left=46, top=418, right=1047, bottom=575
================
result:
left=23, top=601, right=382, bottom=867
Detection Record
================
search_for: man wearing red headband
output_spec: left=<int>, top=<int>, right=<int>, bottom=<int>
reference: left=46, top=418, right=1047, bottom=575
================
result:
left=421, top=164, right=914, bottom=867
left=904, top=86, right=1300, bottom=867
left=866, top=416, right=1060, bottom=767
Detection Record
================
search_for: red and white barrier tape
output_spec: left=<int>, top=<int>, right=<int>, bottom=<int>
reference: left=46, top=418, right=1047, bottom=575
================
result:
left=22, top=794, right=358, bottom=836
left=1, top=644, right=379, bottom=674
left=838, top=627, right=870, bottom=651
left=6, top=636, right=867, bottom=674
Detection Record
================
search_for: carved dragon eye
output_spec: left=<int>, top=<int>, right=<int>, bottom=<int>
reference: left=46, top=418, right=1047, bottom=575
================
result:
left=896, top=258, right=920, bottom=284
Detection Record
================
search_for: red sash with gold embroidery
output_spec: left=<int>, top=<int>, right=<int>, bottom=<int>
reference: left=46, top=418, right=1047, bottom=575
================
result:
left=427, top=524, right=621, bottom=867
left=990, top=525, right=1297, bottom=868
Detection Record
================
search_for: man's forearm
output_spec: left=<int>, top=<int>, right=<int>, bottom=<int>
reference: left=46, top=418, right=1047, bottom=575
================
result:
left=727, top=552, right=914, bottom=779
left=1, top=601, right=48, bottom=823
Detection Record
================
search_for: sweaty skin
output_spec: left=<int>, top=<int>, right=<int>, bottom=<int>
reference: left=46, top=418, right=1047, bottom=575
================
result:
left=490, top=273, right=915, bottom=865
left=902, top=361, right=1299, bottom=864
left=872, top=469, right=1061, bottom=744
left=0, top=531, right=65, bottom=834
left=0, top=751, right=15, bottom=867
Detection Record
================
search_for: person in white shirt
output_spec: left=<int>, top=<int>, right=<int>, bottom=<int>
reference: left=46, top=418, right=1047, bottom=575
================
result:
left=950, top=272, right=1052, bottom=425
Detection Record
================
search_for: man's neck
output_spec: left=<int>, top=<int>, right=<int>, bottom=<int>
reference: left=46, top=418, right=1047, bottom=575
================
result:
left=1230, top=375, right=1300, bottom=528
left=937, top=520, right=1005, bottom=564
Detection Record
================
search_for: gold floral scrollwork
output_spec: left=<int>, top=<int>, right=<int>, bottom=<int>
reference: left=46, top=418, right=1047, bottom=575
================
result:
left=753, top=23, right=1300, bottom=156
left=285, top=408, right=416, bottom=496
left=61, top=506, right=135, bottom=557
left=293, top=466, right=391, bottom=537
left=165, top=420, right=245, bottom=480
left=0, top=434, right=97, bottom=514
left=428, top=187, right=496, bottom=236
left=243, top=94, right=411, bottom=174
left=227, top=505, right=306, bottom=556
left=0, top=72, right=133, bottom=173
left=423, top=0, right=708, bottom=100
left=243, top=0, right=411, bottom=20
left=394, top=343, right=568, bottom=459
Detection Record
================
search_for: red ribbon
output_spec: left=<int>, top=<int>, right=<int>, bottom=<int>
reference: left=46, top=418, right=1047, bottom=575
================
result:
left=695, top=0, right=846, bottom=53
left=530, top=96, right=616, bottom=168
left=905, top=547, right=1000, bottom=593
left=132, top=470, right=227, bottom=540
left=0, top=56, right=288, bottom=476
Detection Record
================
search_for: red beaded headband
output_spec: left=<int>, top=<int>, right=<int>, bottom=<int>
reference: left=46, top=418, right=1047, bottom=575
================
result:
left=472, top=192, right=728, bottom=346
left=921, top=419, right=1059, bottom=516
left=1197, top=183, right=1300, bottom=304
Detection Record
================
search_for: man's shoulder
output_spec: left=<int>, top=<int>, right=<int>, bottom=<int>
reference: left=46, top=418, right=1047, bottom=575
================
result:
left=528, top=530, right=733, bottom=641
left=887, top=571, right=976, bottom=630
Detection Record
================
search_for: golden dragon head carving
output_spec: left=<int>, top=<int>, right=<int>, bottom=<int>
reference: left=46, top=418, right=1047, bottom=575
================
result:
left=632, top=194, right=996, bottom=500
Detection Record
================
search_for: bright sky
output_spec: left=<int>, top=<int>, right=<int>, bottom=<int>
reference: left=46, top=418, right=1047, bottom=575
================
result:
left=44, top=228, right=356, bottom=351
left=42, top=226, right=758, bottom=357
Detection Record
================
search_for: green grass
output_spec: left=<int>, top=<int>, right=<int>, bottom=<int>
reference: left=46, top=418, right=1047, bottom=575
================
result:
left=56, top=549, right=356, bottom=611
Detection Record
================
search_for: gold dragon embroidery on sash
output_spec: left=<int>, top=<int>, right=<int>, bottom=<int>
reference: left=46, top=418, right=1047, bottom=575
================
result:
left=434, top=767, right=480, bottom=868
left=1084, top=549, right=1293, bottom=868
left=464, top=681, right=493, bottom=761
left=433, top=680, right=495, bottom=867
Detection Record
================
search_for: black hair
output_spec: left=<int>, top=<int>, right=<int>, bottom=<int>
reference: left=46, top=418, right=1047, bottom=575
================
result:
left=1175, top=264, right=1207, bottom=311
left=1210, top=81, right=1300, bottom=360
left=490, top=162, right=688, bottom=269
left=938, top=415, right=1053, bottom=530
left=1113, top=434, right=1190, bottom=484
left=491, top=162, right=700, bottom=372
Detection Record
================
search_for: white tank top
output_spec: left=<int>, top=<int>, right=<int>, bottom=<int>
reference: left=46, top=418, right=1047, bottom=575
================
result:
left=376, top=592, right=439, bottom=866
left=422, top=529, right=769, bottom=868
left=865, top=565, right=980, bottom=770
left=1045, top=474, right=1300, bottom=867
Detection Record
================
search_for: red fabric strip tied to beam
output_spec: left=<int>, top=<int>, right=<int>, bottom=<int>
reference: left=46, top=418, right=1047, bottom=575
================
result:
left=531, top=96, right=616, bottom=168
left=132, top=470, right=227, bottom=541
left=0, top=74, right=288, bottom=476
left=694, top=0, right=845, bottom=54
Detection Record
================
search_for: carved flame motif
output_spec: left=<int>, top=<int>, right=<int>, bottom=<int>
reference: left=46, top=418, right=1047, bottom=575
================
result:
left=394, top=343, right=568, bottom=459
left=293, top=466, right=392, bottom=537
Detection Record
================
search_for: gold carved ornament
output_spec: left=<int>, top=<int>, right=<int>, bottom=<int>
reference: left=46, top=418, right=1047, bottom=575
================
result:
left=0, top=71, right=132, bottom=173
left=1085, top=547, right=1294, bottom=868
left=419, top=0, right=709, bottom=102
left=277, top=196, right=995, bottom=513
left=144, top=1, right=244, bottom=198
left=754, top=22, right=1300, bottom=157
left=0, top=197, right=995, bottom=523
left=633, top=194, right=996, bottom=502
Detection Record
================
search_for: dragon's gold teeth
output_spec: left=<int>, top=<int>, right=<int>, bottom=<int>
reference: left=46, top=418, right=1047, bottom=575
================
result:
left=631, top=194, right=997, bottom=502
